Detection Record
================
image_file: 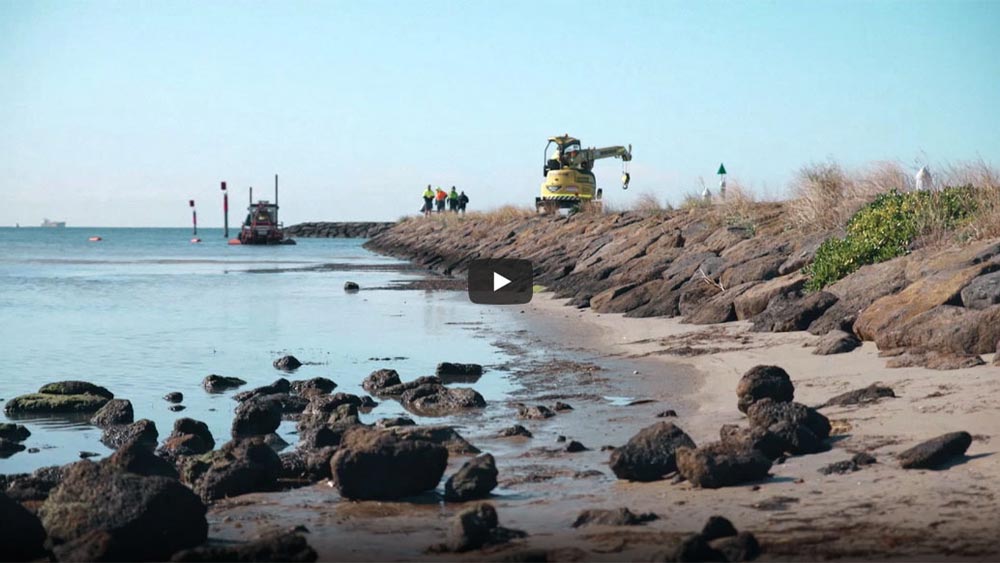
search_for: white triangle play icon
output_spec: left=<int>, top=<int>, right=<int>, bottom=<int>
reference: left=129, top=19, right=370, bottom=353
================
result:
left=493, top=271, right=512, bottom=291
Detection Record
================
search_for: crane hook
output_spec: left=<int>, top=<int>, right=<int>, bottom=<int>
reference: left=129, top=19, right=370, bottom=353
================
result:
left=622, top=172, right=631, bottom=190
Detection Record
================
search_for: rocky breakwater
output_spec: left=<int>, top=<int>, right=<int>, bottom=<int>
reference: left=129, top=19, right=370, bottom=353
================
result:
left=365, top=208, right=1000, bottom=366
left=285, top=221, right=394, bottom=238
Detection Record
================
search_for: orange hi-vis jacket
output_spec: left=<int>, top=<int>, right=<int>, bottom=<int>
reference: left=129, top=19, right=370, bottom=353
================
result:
left=435, top=190, right=447, bottom=201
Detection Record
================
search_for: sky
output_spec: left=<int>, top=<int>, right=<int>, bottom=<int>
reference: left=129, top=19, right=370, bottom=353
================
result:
left=1, top=0, right=998, bottom=226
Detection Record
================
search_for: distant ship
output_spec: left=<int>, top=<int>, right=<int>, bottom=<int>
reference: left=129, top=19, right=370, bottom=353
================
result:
left=41, top=218, right=66, bottom=228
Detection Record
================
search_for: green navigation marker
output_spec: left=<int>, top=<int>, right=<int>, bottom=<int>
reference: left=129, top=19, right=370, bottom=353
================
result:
left=717, top=163, right=727, bottom=175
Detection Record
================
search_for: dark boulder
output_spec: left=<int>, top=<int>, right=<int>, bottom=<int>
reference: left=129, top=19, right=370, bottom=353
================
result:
left=233, top=378, right=291, bottom=402
left=0, top=422, right=31, bottom=442
left=5, top=391, right=110, bottom=414
left=445, top=503, right=526, bottom=553
left=101, top=419, right=158, bottom=450
left=499, top=425, right=533, bottom=438
left=171, top=529, right=318, bottom=562
left=389, top=425, right=481, bottom=454
left=330, top=427, right=448, bottom=500
left=39, top=460, right=207, bottom=561
left=517, top=404, right=555, bottom=420
left=813, top=330, right=862, bottom=355
left=399, top=383, right=486, bottom=416
left=819, top=384, right=895, bottom=408
left=362, top=369, right=402, bottom=394
left=90, top=398, right=134, bottom=427
left=4, top=465, right=65, bottom=502
left=107, top=436, right=179, bottom=478
left=701, top=515, right=738, bottom=541
left=819, top=452, right=877, bottom=475
left=38, top=380, right=114, bottom=399
left=436, top=362, right=484, bottom=383
left=375, top=416, right=416, bottom=429
left=444, top=453, right=498, bottom=502
left=675, top=443, right=773, bottom=488
left=180, top=438, right=283, bottom=502
left=736, top=365, right=794, bottom=413
left=0, top=437, right=26, bottom=457
left=752, top=291, right=838, bottom=332
left=202, top=374, right=247, bottom=392
left=609, top=422, right=697, bottom=481
left=711, top=531, right=761, bottom=562
left=172, top=418, right=215, bottom=449
left=719, top=424, right=786, bottom=460
left=273, top=355, right=303, bottom=371
left=0, top=491, right=48, bottom=561
left=158, top=418, right=215, bottom=459
left=747, top=399, right=831, bottom=441
left=898, top=431, right=972, bottom=469
left=571, top=507, right=658, bottom=528
left=344, top=281, right=360, bottom=292
left=565, top=440, right=588, bottom=452
left=673, top=534, right=726, bottom=562
left=232, top=398, right=281, bottom=437
left=960, top=271, right=1000, bottom=310
left=290, top=377, right=337, bottom=396
left=164, top=392, right=184, bottom=403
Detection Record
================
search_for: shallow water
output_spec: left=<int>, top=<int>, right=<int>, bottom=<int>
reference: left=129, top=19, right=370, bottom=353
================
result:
left=0, top=227, right=522, bottom=473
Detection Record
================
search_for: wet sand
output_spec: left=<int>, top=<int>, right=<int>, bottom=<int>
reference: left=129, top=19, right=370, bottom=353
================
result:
left=210, top=293, right=1000, bottom=561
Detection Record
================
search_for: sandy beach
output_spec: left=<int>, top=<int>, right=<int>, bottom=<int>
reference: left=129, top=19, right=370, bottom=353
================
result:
left=201, top=292, right=1000, bottom=561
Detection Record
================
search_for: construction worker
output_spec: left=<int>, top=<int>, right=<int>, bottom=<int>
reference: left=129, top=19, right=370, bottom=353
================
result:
left=422, top=185, right=434, bottom=217
left=447, top=186, right=459, bottom=212
left=435, top=187, right=447, bottom=213
left=458, top=191, right=469, bottom=214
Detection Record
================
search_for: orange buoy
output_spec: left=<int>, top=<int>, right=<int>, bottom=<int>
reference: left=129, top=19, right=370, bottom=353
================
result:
left=88, top=236, right=102, bottom=242
left=191, top=238, right=202, bottom=243
left=227, top=238, right=242, bottom=245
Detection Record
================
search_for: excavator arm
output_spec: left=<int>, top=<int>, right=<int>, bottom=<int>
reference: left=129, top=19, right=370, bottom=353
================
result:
left=567, top=144, right=632, bottom=167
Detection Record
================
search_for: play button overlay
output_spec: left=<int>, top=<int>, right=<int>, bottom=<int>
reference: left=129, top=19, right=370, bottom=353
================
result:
left=468, top=259, right=533, bottom=305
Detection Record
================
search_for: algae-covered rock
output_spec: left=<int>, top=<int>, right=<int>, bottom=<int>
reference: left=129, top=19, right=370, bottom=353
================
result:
left=5, top=392, right=110, bottom=414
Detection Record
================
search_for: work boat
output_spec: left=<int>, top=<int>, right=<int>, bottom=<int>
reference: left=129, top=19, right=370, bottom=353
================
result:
left=41, top=218, right=66, bottom=228
left=232, top=175, right=296, bottom=245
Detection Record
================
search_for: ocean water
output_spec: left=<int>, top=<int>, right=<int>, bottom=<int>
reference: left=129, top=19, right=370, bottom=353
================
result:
left=0, top=227, right=521, bottom=474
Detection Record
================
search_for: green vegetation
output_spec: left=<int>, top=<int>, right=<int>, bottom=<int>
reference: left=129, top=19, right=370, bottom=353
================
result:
left=804, top=186, right=979, bottom=290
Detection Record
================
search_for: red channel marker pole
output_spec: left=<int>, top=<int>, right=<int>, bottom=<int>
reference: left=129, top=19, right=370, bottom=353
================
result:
left=189, top=199, right=197, bottom=236
left=221, top=182, right=229, bottom=238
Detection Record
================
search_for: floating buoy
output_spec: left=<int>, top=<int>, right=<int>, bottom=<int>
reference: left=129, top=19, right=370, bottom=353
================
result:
left=227, top=238, right=241, bottom=245
left=88, top=236, right=102, bottom=242
left=190, top=238, right=202, bottom=243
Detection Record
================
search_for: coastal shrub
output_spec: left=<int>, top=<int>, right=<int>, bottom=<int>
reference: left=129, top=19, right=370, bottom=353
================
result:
left=788, top=160, right=913, bottom=232
left=804, top=186, right=979, bottom=290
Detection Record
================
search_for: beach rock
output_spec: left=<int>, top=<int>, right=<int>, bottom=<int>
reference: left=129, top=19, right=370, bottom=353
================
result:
left=263, top=432, right=289, bottom=452
left=733, top=273, right=807, bottom=320
left=388, top=425, right=481, bottom=455
left=107, top=436, right=179, bottom=478
left=290, top=377, right=337, bottom=395
left=923, top=352, right=986, bottom=370
left=719, top=424, right=786, bottom=460
left=330, top=427, right=448, bottom=500
left=517, top=404, right=555, bottom=420
left=766, top=420, right=828, bottom=456
left=0, top=491, right=48, bottom=561
left=233, top=378, right=292, bottom=402
left=101, top=419, right=159, bottom=450
left=436, top=362, right=484, bottom=382
left=173, top=418, right=216, bottom=449
left=169, top=405, right=186, bottom=412
left=362, top=369, right=402, bottom=394
left=377, top=376, right=443, bottom=397
left=273, top=355, right=303, bottom=371
left=444, top=453, right=498, bottom=502
left=359, top=395, right=378, bottom=410
left=656, top=409, right=679, bottom=418
left=571, top=507, right=658, bottom=528
left=751, top=291, right=838, bottom=332
left=202, top=374, right=247, bottom=392
left=819, top=452, right=877, bottom=475
left=3, top=465, right=65, bottom=502
left=898, top=431, right=972, bottom=470
left=673, top=534, right=726, bottom=562
left=159, top=418, right=215, bottom=458
left=344, top=281, right=360, bottom=291
left=747, top=399, right=831, bottom=441
left=0, top=437, right=27, bottom=457
left=279, top=448, right=337, bottom=483
left=80, top=451, right=100, bottom=459
left=180, top=438, right=283, bottom=502
left=39, top=460, right=207, bottom=561
left=996, top=339, right=1000, bottom=366
left=399, top=383, right=486, bottom=416
left=736, top=365, right=795, bottom=413
left=711, top=531, right=761, bottom=562
left=164, top=391, right=184, bottom=403
left=232, top=397, right=281, bottom=437
left=445, top=503, right=526, bottom=553
left=255, top=392, right=311, bottom=415
left=609, top=422, right=697, bottom=482
left=960, top=271, right=1000, bottom=309
left=5, top=391, right=110, bottom=414
left=38, top=380, right=114, bottom=398
left=701, top=515, right=738, bottom=541
left=565, top=440, right=588, bottom=452
left=675, top=443, right=773, bottom=488
left=499, top=425, right=533, bottom=438
left=0, top=422, right=31, bottom=442
left=809, top=258, right=909, bottom=335
left=90, top=398, right=134, bottom=427
left=819, top=384, right=895, bottom=408
left=171, top=529, right=318, bottom=562
left=375, top=416, right=416, bottom=429
left=813, top=330, right=862, bottom=355
left=685, top=282, right=758, bottom=325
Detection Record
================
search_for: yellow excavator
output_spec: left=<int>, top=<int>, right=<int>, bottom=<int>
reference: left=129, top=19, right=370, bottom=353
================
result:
left=536, top=134, right=632, bottom=213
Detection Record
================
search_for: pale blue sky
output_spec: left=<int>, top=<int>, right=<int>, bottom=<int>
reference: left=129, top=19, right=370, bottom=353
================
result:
left=1, top=0, right=998, bottom=226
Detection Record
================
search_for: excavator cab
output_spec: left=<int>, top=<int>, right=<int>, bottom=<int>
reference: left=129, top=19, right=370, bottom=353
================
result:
left=537, top=134, right=631, bottom=214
